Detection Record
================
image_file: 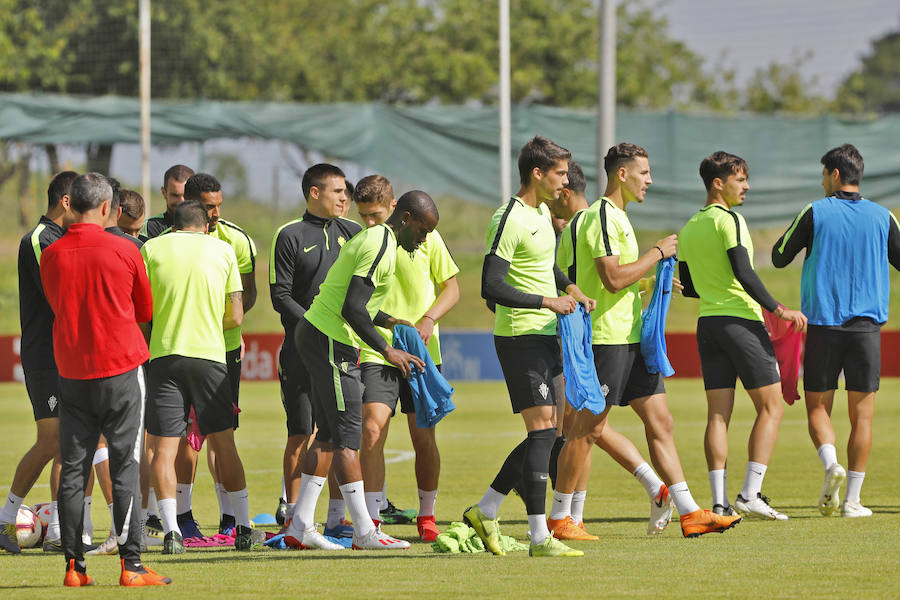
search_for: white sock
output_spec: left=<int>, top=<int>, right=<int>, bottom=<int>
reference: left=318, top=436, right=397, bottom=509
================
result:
left=293, top=474, right=326, bottom=531
left=326, top=498, right=345, bottom=528
left=285, top=503, right=295, bottom=524
left=108, top=503, right=116, bottom=534
left=365, top=492, right=382, bottom=521
left=668, top=481, right=701, bottom=515
left=227, top=488, right=251, bottom=528
left=0, top=491, right=24, bottom=523
left=140, top=508, right=148, bottom=534
left=528, top=513, right=551, bottom=544
left=817, top=444, right=838, bottom=471
left=83, top=496, right=93, bottom=537
left=708, top=469, right=728, bottom=507
left=417, top=488, right=437, bottom=517
left=571, top=490, right=587, bottom=524
left=477, top=487, right=506, bottom=520
left=549, top=491, right=573, bottom=520
left=740, top=461, right=767, bottom=500
left=845, top=471, right=865, bottom=504
left=216, top=483, right=234, bottom=517
left=148, top=488, right=159, bottom=517
left=281, top=476, right=287, bottom=500
left=633, top=462, right=664, bottom=500
left=340, top=481, right=375, bottom=537
left=158, top=498, right=180, bottom=535
left=175, top=483, right=193, bottom=514
left=46, top=500, right=60, bottom=540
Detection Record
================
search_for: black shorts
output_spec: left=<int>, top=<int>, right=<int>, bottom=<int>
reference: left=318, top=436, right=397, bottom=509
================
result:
left=494, top=335, right=563, bottom=414
left=593, top=343, right=665, bottom=407
left=226, top=347, right=242, bottom=428
left=804, top=326, right=881, bottom=393
left=24, top=368, right=61, bottom=421
left=145, top=355, right=234, bottom=437
left=359, top=363, right=439, bottom=416
left=295, top=319, right=363, bottom=450
left=279, top=343, right=315, bottom=436
left=696, top=316, right=780, bottom=391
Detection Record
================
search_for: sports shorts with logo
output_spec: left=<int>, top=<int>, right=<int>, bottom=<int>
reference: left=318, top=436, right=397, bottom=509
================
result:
left=592, top=343, right=665, bottom=407
left=145, top=354, right=234, bottom=437
left=494, top=334, right=562, bottom=414
left=696, top=316, right=780, bottom=390
left=360, top=363, right=443, bottom=415
left=226, top=346, right=242, bottom=428
left=24, top=368, right=61, bottom=421
left=295, top=318, right=363, bottom=450
left=804, top=321, right=881, bottom=393
left=278, top=341, right=315, bottom=436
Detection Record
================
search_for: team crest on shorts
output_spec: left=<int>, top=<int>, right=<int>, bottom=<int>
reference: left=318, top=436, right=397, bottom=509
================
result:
left=340, top=361, right=348, bottom=373
left=538, top=382, right=549, bottom=399
left=48, top=395, right=58, bottom=412
left=600, top=384, right=610, bottom=397
left=338, top=236, right=346, bottom=247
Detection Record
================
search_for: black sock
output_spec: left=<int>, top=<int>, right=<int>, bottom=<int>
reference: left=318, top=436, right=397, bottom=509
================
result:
left=549, top=435, right=566, bottom=490
left=489, top=438, right=528, bottom=495
left=522, top=428, right=555, bottom=515
left=75, top=559, right=87, bottom=574
left=123, top=558, right=145, bottom=573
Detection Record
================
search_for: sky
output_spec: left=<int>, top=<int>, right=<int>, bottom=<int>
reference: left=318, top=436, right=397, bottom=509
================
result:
left=658, top=0, right=900, bottom=95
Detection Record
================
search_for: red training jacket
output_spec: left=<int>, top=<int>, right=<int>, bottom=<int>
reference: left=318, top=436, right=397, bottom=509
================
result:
left=40, top=222, right=152, bottom=379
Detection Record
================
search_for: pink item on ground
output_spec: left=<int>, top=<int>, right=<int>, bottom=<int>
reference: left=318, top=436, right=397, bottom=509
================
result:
left=763, top=312, right=803, bottom=405
left=183, top=534, right=235, bottom=548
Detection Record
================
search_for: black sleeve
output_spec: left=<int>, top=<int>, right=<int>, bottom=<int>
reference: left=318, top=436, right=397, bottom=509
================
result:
left=772, top=208, right=813, bottom=268
left=373, top=310, right=391, bottom=327
left=270, top=230, right=306, bottom=327
left=727, top=245, right=779, bottom=312
left=481, top=254, right=543, bottom=309
left=553, top=264, right=573, bottom=293
left=678, top=261, right=699, bottom=298
left=342, top=275, right=388, bottom=352
left=889, top=216, right=900, bottom=272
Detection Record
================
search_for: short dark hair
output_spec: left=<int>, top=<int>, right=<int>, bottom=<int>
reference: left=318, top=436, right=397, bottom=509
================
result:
left=107, top=177, right=122, bottom=211
left=70, top=173, right=112, bottom=213
left=699, top=151, right=749, bottom=191
left=517, top=136, right=571, bottom=186
left=345, top=179, right=355, bottom=199
left=564, top=162, right=586, bottom=195
left=174, top=200, right=209, bottom=229
left=353, top=174, right=393, bottom=206
left=183, top=173, right=222, bottom=201
left=821, top=144, right=864, bottom=186
left=301, top=163, right=345, bottom=201
left=395, top=190, right=439, bottom=222
left=47, top=170, right=79, bottom=210
left=119, top=189, right=145, bottom=220
left=604, top=143, right=648, bottom=175
left=163, top=164, right=195, bottom=188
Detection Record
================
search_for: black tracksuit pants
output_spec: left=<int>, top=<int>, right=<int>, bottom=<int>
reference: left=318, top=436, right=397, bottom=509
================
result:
left=58, top=366, right=144, bottom=565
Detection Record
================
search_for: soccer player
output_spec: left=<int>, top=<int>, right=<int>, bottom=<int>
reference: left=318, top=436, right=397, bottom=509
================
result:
left=171, top=173, right=258, bottom=536
left=553, top=162, right=673, bottom=537
left=353, top=175, right=460, bottom=542
left=104, top=179, right=143, bottom=249
left=142, top=200, right=262, bottom=553
left=117, top=189, right=146, bottom=238
left=283, top=191, right=434, bottom=551
left=142, top=164, right=194, bottom=239
left=678, top=151, right=806, bottom=520
left=553, top=143, right=742, bottom=538
left=270, top=163, right=361, bottom=536
left=772, top=144, right=900, bottom=518
left=40, top=172, right=170, bottom=586
left=463, top=136, right=594, bottom=558
left=0, top=171, right=77, bottom=555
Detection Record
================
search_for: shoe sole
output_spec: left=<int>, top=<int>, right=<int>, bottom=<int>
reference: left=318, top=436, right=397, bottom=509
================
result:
left=819, top=468, right=846, bottom=516
left=462, top=508, right=504, bottom=556
left=734, top=502, right=786, bottom=521
left=682, top=516, right=742, bottom=538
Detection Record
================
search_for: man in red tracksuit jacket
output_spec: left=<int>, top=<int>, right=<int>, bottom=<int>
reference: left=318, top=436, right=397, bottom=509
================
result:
left=41, top=172, right=171, bottom=588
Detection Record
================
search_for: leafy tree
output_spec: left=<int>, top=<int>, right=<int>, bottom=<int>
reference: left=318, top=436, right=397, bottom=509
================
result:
left=836, top=29, right=900, bottom=113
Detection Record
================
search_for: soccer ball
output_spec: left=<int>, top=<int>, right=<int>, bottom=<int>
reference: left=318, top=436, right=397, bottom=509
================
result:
left=32, top=502, right=52, bottom=542
left=16, top=506, right=43, bottom=548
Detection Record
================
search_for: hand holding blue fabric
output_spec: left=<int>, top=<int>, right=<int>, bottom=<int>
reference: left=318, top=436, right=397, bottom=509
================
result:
left=557, top=304, right=605, bottom=415
left=392, top=324, right=455, bottom=429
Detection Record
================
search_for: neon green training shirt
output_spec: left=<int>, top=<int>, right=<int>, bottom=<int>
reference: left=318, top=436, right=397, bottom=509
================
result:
left=678, top=204, right=763, bottom=322
left=212, top=219, right=257, bottom=352
left=359, top=229, right=459, bottom=366
left=141, top=231, right=243, bottom=363
left=485, top=198, right=557, bottom=337
left=560, top=198, right=642, bottom=345
left=304, top=223, right=397, bottom=348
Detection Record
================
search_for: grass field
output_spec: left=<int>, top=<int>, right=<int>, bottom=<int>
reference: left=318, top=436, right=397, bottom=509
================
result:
left=1, top=379, right=898, bottom=598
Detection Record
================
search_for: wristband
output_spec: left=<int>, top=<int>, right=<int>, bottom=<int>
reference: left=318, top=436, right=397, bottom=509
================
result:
left=654, top=246, right=665, bottom=260
left=421, top=315, right=435, bottom=323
